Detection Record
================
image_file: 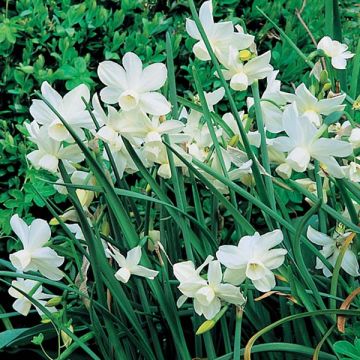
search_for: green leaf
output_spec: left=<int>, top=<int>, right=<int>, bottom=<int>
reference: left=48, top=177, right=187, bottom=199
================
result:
left=0, top=328, right=29, bottom=349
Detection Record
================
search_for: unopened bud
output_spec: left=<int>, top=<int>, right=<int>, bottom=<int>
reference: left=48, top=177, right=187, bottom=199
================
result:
left=101, top=220, right=110, bottom=237
left=228, top=134, right=239, bottom=147
left=61, top=325, right=74, bottom=348
left=322, top=82, right=332, bottom=92
left=319, top=70, right=328, bottom=84
left=196, top=320, right=216, bottom=335
left=49, top=217, right=59, bottom=225
left=46, top=296, right=62, bottom=307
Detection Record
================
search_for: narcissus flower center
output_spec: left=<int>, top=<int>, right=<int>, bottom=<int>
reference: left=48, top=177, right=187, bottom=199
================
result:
left=239, top=49, right=252, bottom=61
left=119, top=90, right=139, bottom=111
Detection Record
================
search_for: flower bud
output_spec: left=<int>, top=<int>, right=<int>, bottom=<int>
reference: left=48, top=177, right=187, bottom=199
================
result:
left=319, top=70, right=328, bottom=84
left=228, top=134, right=239, bottom=147
left=46, top=296, right=62, bottom=307
left=275, top=163, right=292, bottom=179
left=322, top=82, right=332, bottom=92
left=196, top=319, right=216, bottom=335
left=101, top=220, right=110, bottom=237
left=61, top=325, right=74, bottom=348
left=49, top=217, right=59, bottom=225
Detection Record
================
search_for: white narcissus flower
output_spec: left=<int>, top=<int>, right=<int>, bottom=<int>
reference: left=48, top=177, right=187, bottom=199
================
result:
left=143, top=141, right=191, bottom=179
left=30, top=82, right=93, bottom=142
left=349, top=128, right=360, bottom=148
left=295, top=177, right=329, bottom=205
left=8, top=278, right=57, bottom=316
left=317, top=36, right=354, bottom=69
left=247, top=70, right=295, bottom=133
left=93, top=94, right=151, bottom=145
left=272, top=104, right=352, bottom=178
left=143, top=116, right=185, bottom=144
left=9, top=215, right=64, bottom=281
left=221, top=48, right=273, bottom=91
left=294, top=83, right=346, bottom=127
left=342, top=161, right=360, bottom=183
left=26, top=122, right=84, bottom=173
left=222, top=111, right=261, bottom=147
left=216, top=229, right=287, bottom=292
left=307, top=226, right=359, bottom=277
left=186, top=1, right=254, bottom=61
left=97, top=52, right=170, bottom=115
left=174, top=257, right=245, bottom=320
left=106, top=245, right=158, bottom=283
left=328, top=121, right=352, bottom=140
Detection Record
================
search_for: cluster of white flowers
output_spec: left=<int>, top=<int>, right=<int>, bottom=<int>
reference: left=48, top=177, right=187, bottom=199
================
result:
left=8, top=215, right=64, bottom=316
left=8, top=0, right=359, bottom=322
left=173, top=230, right=286, bottom=319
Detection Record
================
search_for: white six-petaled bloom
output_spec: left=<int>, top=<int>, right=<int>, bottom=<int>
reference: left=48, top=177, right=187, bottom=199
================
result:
left=272, top=104, right=352, bottom=178
left=185, top=0, right=254, bottom=61
left=29, top=81, right=93, bottom=142
left=247, top=70, right=295, bottom=133
left=106, top=244, right=158, bottom=283
left=221, top=48, right=273, bottom=91
left=307, top=226, right=359, bottom=277
left=97, top=52, right=170, bottom=115
left=216, top=229, right=287, bottom=292
left=26, top=121, right=84, bottom=173
left=294, top=83, right=346, bottom=127
left=317, top=36, right=354, bottom=69
left=173, top=257, right=245, bottom=320
left=9, top=215, right=65, bottom=281
left=8, top=278, right=57, bottom=316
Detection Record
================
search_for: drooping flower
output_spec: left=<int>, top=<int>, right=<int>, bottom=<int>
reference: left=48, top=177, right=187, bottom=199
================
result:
left=9, top=215, right=65, bottom=281
left=143, top=141, right=191, bottom=179
left=221, top=48, right=273, bottom=91
left=8, top=278, right=57, bottom=316
left=174, top=257, right=245, bottom=319
left=317, top=36, right=354, bottom=69
left=307, top=226, right=359, bottom=277
left=106, top=245, right=158, bottom=283
left=97, top=52, right=170, bottom=115
left=30, top=81, right=93, bottom=142
left=295, top=177, right=330, bottom=205
left=294, top=83, right=346, bottom=127
left=272, top=104, right=352, bottom=178
left=186, top=1, right=254, bottom=61
left=216, top=229, right=287, bottom=292
left=26, top=121, right=84, bottom=173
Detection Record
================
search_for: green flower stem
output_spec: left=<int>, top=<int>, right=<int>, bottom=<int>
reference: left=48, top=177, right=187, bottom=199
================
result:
left=314, top=161, right=327, bottom=233
left=251, top=81, right=277, bottom=222
left=193, top=64, right=241, bottom=238
left=232, top=307, right=244, bottom=360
